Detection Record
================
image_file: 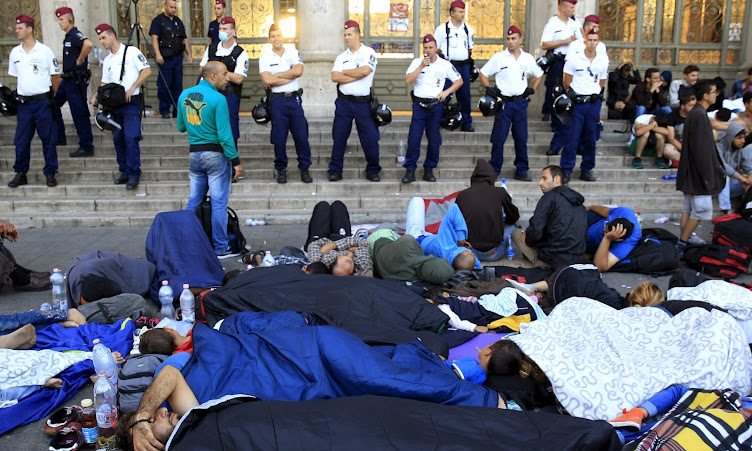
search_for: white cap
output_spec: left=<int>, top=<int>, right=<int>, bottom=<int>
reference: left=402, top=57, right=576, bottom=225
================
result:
left=162, top=280, right=169, bottom=285
left=265, top=251, right=271, bottom=254
left=92, top=339, right=100, bottom=345
left=183, top=283, right=189, bottom=289
left=81, top=399, right=93, bottom=408
left=53, top=268, right=60, bottom=272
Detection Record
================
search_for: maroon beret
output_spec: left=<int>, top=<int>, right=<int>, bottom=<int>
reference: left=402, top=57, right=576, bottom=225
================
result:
left=55, top=8, right=73, bottom=18
left=95, top=23, right=114, bottom=34
left=15, top=15, right=34, bottom=25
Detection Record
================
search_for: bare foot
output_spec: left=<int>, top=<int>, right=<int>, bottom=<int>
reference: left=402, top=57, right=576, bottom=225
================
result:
left=43, top=378, right=63, bottom=389
left=474, top=326, right=489, bottom=333
left=65, top=308, right=86, bottom=326
left=0, top=324, right=36, bottom=350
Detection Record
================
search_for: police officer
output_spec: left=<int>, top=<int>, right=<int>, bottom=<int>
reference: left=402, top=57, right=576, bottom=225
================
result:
left=567, top=15, right=607, bottom=58
left=91, top=24, right=152, bottom=190
left=206, top=0, right=226, bottom=47
left=479, top=25, right=543, bottom=181
left=259, top=24, right=312, bottom=184
left=199, top=16, right=247, bottom=153
left=402, top=34, right=462, bottom=184
left=560, top=29, right=608, bottom=183
left=54, top=7, right=94, bottom=158
left=434, top=0, right=475, bottom=132
left=149, top=0, right=192, bottom=119
left=329, top=20, right=380, bottom=182
left=541, top=0, right=583, bottom=155
left=7, top=15, right=61, bottom=188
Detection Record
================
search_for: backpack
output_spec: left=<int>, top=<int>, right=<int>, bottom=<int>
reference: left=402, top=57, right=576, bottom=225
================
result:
left=610, top=228, right=679, bottom=275
left=712, top=213, right=752, bottom=253
left=668, top=268, right=710, bottom=289
left=117, top=354, right=168, bottom=413
left=683, top=243, right=752, bottom=279
left=196, top=196, right=248, bottom=255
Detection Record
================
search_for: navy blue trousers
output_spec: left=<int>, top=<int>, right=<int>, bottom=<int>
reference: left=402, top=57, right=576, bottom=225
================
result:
left=545, top=59, right=568, bottom=152
left=405, top=101, right=443, bottom=171
left=14, top=99, right=58, bottom=176
left=329, top=97, right=380, bottom=176
left=560, top=101, right=600, bottom=174
left=269, top=96, right=312, bottom=171
left=54, top=78, right=93, bottom=152
left=489, top=98, right=529, bottom=176
left=225, top=92, right=240, bottom=150
left=446, top=62, right=472, bottom=127
left=157, top=55, right=183, bottom=116
left=110, top=98, right=142, bottom=178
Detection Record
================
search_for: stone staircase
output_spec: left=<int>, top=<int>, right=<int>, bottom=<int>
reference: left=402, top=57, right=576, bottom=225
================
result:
left=0, top=115, right=683, bottom=228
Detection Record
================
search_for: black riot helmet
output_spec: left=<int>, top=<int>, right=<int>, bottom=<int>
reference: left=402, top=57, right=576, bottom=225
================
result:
left=252, top=97, right=271, bottom=125
left=95, top=110, right=121, bottom=131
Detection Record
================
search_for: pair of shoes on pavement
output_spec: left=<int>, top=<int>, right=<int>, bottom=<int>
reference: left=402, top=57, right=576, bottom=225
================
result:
left=277, top=169, right=313, bottom=183
left=114, top=173, right=139, bottom=189
left=401, top=170, right=436, bottom=183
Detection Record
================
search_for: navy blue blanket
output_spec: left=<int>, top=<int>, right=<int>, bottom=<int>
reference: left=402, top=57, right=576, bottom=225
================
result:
left=181, top=313, right=497, bottom=408
left=0, top=319, right=134, bottom=435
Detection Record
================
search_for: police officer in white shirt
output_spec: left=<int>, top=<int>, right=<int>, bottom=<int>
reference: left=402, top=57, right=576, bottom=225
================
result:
left=329, top=20, right=380, bottom=182
left=402, top=34, right=463, bottom=184
left=434, top=0, right=475, bottom=132
left=567, top=15, right=607, bottom=58
left=541, top=0, right=583, bottom=155
left=7, top=15, right=61, bottom=189
left=259, top=24, right=312, bottom=184
left=560, top=29, right=609, bottom=183
left=90, top=23, right=152, bottom=190
left=480, top=25, right=543, bottom=181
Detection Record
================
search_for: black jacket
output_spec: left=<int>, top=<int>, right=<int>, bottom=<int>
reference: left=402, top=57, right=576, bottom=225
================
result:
left=607, top=69, right=640, bottom=107
left=677, top=103, right=726, bottom=195
left=455, top=160, right=520, bottom=252
left=525, top=186, right=587, bottom=269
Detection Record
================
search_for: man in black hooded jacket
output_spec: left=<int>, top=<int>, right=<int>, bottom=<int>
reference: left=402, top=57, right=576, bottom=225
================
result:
left=456, top=159, right=520, bottom=261
left=512, top=165, right=587, bottom=269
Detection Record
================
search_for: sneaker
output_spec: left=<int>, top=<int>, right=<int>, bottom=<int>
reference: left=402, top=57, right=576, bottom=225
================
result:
left=217, top=249, right=241, bottom=259
left=7, top=173, right=27, bottom=188
left=655, top=157, right=669, bottom=169
left=353, top=228, right=369, bottom=239
left=688, top=234, right=706, bottom=245
left=676, top=241, right=687, bottom=259
left=608, top=407, right=647, bottom=432
left=45, top=406, right=82, bottom=436
left=631, top=157, right=644, bottom=169
left=48, top=423, right=83, bottom=451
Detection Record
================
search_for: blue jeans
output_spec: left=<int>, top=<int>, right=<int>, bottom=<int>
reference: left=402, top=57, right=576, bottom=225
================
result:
left=470, top=225, right=517, bottom=261
left=185, top=151, right=232, bottom=255
left=490, top=98, right=529, bottom=176
left=405, top=101, right=443, bottom=171
left=634, top=104, right=672, bottom=119
left=0, top=310, right=67, bottom=336
left=719, top=177, right=746, bottom=210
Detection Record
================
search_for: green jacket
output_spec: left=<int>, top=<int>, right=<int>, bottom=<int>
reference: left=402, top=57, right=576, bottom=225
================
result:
left=372, top=235, right=454, bottom=285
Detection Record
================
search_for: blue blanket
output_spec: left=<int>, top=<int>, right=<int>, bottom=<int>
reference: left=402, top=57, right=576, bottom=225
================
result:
left=0, top=319, right=134, bottom=435
left=182, top=312, right=498, bottom=408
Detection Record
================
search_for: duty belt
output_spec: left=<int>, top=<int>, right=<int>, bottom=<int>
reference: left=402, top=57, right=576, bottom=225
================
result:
left=270, top=89, right=303, bottom=99
left=450, top=59, right=472, bottom=66
left=500, top=95, right=525, bottom=102
left=61, top=69, right=91, bottom=81
left=16, top=92, right=51, bottom=103
left=337, top=90, right=371, bottom=102
left=574, top=94, right=602, bottom=104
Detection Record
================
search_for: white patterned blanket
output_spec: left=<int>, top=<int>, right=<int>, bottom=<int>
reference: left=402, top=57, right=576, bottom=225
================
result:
left=510, top=297, right=752, bottom=420
left=0, top=349, right=90, bottom=391
left=667, top=280, right=752, bottom=320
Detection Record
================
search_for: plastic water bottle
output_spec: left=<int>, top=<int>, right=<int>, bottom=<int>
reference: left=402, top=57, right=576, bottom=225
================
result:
left=179, top=284, right=195, bottom=324
left=91, top=339, right=118, bottom=388
left=636, top=211, right=643, bottom=228
left=245, top=218, right=267, bottom=226
left=499, top=178, right=513, bottom=199
left=158, top=280, right=176, bottom=320
left=93, top=371, right=117, bottom=445
left=654, top=216, right=669, bottom=224
left=397, top=139, right=406, bottom=166
left=246, top=264, right=253, bottom=271
left=663, top=174, right=677, bottom=180
left=50, top=269, right=67, bottom=314
left=507, top=236, right=515, bottom=261
left=39, top=302, right=52, bottom=316
left=261, top=251, right=275, bottom=267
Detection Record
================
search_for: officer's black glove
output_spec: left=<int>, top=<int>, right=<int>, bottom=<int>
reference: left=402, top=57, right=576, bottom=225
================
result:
left=522, top=87, right=535, bottom=98
left=485, top=86, right=502, bottom=99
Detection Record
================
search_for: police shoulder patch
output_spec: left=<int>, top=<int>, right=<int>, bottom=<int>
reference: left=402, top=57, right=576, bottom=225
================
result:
left=138, top=54, right=146, bottom=63
left=77, top=32, right=86, bottom=40
left=369, top=54, right=376, bottom=64
left=298, top=51, right=303, bottom=63
left=52, top=58, right=59, bottom=67
left=244, top=60, right=249, bottom=70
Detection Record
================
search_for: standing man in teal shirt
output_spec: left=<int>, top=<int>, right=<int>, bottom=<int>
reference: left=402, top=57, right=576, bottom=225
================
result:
left=177, top=61, right=243, bottom=259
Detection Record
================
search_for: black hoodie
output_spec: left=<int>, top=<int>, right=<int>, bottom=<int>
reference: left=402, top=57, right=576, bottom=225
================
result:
left=525, top=185, right=587, bottom=269
left=456, top=160, right=520, bottom=252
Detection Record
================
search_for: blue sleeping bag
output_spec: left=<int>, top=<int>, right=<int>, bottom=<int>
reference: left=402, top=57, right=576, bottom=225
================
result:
left=179, top=312, right=498, bottom=408
left=146, top=211, right=225, bottom=301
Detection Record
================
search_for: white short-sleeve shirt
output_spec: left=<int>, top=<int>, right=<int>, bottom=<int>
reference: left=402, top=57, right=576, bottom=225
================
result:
left=628, top=114, right=655, bottom=145
left=563, top=50, right=609, bottom=95
left=567, top=39, right=607, bottom=60
left=540, top=15, right=583, bottom=56
left=433, top=21, right=474, bottom=61
left=406, top=56, right=461, bottom=99
left=199, top=41, right=249, bottom=76
left=101, top=43, right=151, bottom=95
left=9, top=41, right=60, bottom=96
left=332, top=44, right=377, bottom=96
left=258, top=46, right=303, bottom=93
left=480, top=49, right=543, bottom=96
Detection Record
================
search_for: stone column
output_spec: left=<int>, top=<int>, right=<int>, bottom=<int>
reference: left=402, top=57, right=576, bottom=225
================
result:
left=297, top=0, right=346, bottom=118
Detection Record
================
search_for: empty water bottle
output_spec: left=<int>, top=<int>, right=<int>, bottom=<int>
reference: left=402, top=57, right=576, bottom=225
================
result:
left=50, top=269, right=68, bottom=314
left=261, top=251, right=275, bottom=267
left=499, top=178, right=513, bottom=199
left=93, top=371, right=117, bottom=444
left=636, top=211, right=642, bottom=228
left=179, top=284, right=195, bottom=324
left=397, top=139, right=406, bottom=166
left=91, top=339, right=118, bottom=389
left=158, top=280, right=176, bottom=320
left=654, top=216, right=669, bottom=224
left=507, top=236, right=515, bottom=261
left=245, top=218, right=267, bottom=226
left=663, top=174, right=677, bottom=180
left=39, top=302, right=52, bottom=316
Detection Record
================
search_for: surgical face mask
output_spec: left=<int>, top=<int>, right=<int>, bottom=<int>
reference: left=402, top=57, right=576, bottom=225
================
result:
left=218, top=31, right=231, bottom=42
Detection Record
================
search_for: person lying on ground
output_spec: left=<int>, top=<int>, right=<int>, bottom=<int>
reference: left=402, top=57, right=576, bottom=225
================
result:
left=306, top=235, right=373, bottom=276
left=125, top=311, right=507, bottom=451
left=367, top=228, right=454, bottom=284
left=585, top=205, right=642, bottom=272
left=65, top=251, right=156, bottom=308
left=405, top=197, right=479, bottom=271
left=0, top=310, right=87, bottom=349
left=0, top=220, right=51, bottom=292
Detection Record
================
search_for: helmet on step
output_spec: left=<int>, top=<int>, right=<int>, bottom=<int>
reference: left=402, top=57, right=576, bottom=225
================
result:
left=478, top=95, right=500, bottom=117
left=0, top=86, right=17, bottom=116
left=372, top=102, right=392, bottom=126
left=95, top=110, right=121, bottom=131
left=553, top=94, right=574, bottom=125
left=441, top=101, right=463, bottom=131
left=252, top=97, right=271, bottom=124
left=469, top=65, right=479, bottom=82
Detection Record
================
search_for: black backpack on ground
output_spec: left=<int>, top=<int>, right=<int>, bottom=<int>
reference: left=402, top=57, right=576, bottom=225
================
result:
left=712, top=213, right=752, bottom=253
left=683, top=243, right=752, bottom=279
left=117, top=353, right=168, bottom=413
left=668, top=268, right=711, bottom=289
left=196, top=196, right=248, bottom=255
left=610, top=228, right=679, bottom=275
